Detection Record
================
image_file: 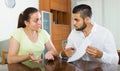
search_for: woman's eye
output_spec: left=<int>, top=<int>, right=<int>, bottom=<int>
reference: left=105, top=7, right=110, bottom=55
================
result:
left=34, top=19, right=39, bottom=23
left=34, top=20, right=37, bottom=23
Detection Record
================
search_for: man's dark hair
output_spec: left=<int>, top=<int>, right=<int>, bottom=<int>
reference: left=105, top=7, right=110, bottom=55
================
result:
left=72, top=4, right=92, bottom=19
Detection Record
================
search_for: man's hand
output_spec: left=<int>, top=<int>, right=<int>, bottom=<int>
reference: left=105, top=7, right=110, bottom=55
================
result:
left=86, top=46, right=103, bottom=58
left=64, top=47, right=76, bottom=57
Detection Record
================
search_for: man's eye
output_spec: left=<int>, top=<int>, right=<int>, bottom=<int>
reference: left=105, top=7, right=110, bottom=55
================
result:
left=74, top=19, right=79, bottom=22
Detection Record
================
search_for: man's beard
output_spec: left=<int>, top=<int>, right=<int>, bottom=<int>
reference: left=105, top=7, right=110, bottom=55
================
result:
left=76, top=22, right=87, bottom=31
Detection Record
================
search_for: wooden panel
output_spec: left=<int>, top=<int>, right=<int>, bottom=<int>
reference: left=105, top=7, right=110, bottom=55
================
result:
left=52, top=34, right=62, bottom=40
left=51, top=24, right=63, bottom=35
left=57, top=12, right=63, bottom=24
left=61, top=26, right=71, bottom=39
left=50, top=0, right=68, bottom=12
left=39, top=0, right=50, bottom=11
left=63, top=12, right=67, bottom=25
left=51, top=24, right=70, bottom=35
left=51, top=24, right=71, bottom=53
left=66, top=0, right=71, bottom=25
left=52, top=40, right=62, bottom=54
left=51, top=24, right=62, bottom=48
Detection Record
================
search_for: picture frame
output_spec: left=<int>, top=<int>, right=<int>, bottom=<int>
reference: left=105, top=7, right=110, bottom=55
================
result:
left=42, top=11, right=51, bottom=34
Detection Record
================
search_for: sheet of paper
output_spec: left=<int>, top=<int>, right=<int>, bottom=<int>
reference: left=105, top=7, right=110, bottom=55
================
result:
left=67, top=38, right=91, bottom=62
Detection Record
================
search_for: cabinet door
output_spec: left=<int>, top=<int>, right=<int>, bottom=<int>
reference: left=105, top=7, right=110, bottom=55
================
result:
left=50, top=0, right=68, bottom=12
left=39, top=0, right=50, bottom=11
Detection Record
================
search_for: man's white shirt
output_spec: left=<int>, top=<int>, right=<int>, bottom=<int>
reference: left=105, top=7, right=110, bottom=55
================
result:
left=66, top=23, right=119, bottom=64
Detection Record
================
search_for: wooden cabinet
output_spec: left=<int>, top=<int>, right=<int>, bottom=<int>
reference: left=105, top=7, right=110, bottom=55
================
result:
left=39, top=0, right=50, bottom=11
left=50, top=0, right=68, bottom=12
left=51, top=24, right=71, bottom=53
left=39, top=0, right=71, bottom=53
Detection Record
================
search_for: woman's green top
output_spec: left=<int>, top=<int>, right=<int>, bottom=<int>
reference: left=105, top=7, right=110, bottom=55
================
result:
left=11, top=28, right=50, bottom=64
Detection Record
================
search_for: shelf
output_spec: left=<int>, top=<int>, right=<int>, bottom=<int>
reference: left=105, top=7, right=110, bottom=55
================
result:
left=50, top=10, right=67, bottom=24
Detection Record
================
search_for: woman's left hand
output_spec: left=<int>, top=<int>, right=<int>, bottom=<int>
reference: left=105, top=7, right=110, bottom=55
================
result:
left=45, top=51, right=54, bottom=60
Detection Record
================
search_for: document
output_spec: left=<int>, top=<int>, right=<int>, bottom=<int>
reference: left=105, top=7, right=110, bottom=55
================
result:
left=67, top=38, right=91, bottom=62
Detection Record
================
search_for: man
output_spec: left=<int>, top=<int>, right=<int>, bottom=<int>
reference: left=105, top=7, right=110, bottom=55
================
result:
left=64, top=4, right=119, bottom=64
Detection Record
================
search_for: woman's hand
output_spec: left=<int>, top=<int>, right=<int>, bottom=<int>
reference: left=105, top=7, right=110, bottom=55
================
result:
left=29, top=52, right=42, bottom=63
left=45, top=51, right=55, bottom=60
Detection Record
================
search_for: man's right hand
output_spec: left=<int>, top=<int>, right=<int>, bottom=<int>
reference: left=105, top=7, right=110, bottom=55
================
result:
left=64, top=47, right=76, bottom=57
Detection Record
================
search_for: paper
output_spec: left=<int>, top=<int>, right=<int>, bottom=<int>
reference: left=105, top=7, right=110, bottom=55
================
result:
left=67, top=38, right=91, bottom=62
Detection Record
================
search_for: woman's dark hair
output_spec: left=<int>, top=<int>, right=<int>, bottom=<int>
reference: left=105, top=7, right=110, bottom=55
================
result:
left=72, top=4, right=92, bottom=19
left=18, top=7, right=39, bottom=28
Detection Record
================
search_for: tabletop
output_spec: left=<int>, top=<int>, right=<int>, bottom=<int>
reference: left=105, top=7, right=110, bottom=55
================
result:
left=7, top=57, right=119, bottom=71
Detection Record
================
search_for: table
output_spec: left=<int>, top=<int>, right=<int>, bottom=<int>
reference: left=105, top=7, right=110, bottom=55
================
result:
left=7, top=57, right=119, bottom=71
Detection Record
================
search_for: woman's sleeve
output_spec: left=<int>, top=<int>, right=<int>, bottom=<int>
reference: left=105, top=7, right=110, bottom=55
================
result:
left=11, top=29, right=21, bottom=42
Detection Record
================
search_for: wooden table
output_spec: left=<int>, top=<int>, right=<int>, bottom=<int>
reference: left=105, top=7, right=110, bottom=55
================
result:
left=7, top=57, right=119, bottom=71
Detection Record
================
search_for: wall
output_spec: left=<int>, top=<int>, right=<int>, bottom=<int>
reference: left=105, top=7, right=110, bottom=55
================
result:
left=71, top=0, right=120, bottom=49
left=103, top=0, right=120, bottom=50
left=71, top=0, right=103, bottom=27
left=0, top=0, right=39, bottom=63
left=0, top=0, right=39, bottom=41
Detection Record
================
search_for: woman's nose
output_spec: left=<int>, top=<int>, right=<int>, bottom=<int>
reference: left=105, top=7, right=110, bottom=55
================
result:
left=38, top=20, right=42, bottom=25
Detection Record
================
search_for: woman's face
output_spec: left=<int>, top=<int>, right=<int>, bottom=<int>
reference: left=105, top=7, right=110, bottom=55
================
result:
left=25, top=12, right=42, bottom=31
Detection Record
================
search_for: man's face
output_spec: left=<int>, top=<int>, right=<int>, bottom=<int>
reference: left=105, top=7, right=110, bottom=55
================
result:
left=72, top=13, right=87, bottom=31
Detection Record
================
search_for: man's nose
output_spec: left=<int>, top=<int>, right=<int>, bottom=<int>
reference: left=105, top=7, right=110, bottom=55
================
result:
left=73, top=21, right=76, bottom=25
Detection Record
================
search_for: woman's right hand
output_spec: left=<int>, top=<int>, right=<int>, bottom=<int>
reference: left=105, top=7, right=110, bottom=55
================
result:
left=45, top=51, right=55, bottom=60
left=29, top=52, right=42, bottom=63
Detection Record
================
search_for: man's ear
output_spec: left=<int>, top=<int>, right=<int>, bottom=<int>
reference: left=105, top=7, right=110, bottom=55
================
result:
left=85, top=17, right=90, bottom=23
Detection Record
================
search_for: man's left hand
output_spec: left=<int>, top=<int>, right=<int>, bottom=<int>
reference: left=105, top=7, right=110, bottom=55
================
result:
left=86, top=46, right=103, bottom=58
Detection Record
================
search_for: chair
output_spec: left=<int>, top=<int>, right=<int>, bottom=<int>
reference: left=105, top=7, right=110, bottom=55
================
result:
left=1, top=50, right=8, bottom=64
left=0, top=39, right=9, bottom=64
left=117, top=50, right=120, bottom=64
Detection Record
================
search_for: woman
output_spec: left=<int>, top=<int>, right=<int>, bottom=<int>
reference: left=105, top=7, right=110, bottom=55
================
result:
left=7, top=7, right=57, bottom=64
